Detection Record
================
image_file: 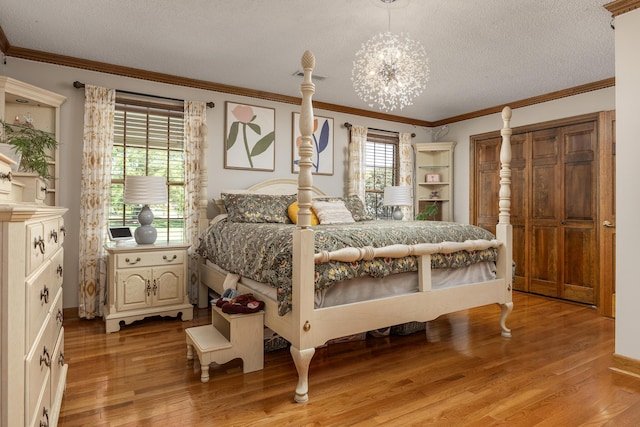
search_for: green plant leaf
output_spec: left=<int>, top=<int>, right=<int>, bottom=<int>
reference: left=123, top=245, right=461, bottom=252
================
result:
left=226, top=121, right=239, bottom=150
left=250, top=131, right=275, bottom=157
left=247, top=123, right=261, bottom=135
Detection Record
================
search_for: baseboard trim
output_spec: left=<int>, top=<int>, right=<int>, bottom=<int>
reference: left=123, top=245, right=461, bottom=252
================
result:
left=611, top=353, right=640, bottom=378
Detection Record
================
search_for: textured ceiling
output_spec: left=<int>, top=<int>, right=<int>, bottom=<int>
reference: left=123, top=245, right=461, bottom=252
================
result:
left=0, top=0, right=615, bottom=122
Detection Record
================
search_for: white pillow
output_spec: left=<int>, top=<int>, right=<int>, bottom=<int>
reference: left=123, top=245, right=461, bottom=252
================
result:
left=311, top=200, right=355, bottom=224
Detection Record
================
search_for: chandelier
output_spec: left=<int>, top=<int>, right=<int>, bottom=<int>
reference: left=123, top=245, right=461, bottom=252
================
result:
left=351, top=0, right=429, bottom=112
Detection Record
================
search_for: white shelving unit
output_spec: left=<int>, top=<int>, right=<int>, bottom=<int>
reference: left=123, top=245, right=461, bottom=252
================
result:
left=414, top=142, right=456, bottom=222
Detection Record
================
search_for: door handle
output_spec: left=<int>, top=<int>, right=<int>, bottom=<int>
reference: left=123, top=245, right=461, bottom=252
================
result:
left=603, top=221, right=615, bottom=228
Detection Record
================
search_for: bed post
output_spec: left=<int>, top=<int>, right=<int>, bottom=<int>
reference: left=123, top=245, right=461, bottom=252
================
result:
left=290, top=50, right=317, bottom=403
left=496, top=106, right=513, bottom=337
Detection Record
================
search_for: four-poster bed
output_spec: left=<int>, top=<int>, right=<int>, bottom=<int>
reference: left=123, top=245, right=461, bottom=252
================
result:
left=196, top=50, right=514, bottom=403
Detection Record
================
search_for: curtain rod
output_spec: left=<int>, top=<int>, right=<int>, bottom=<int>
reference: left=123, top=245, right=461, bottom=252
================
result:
left=343, top=122, right=415, bottom=138
left=72, top=81, right=215, bottom=108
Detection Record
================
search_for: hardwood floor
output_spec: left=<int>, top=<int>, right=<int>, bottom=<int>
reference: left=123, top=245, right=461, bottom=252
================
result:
left=58, top=292, right=640, bottom=426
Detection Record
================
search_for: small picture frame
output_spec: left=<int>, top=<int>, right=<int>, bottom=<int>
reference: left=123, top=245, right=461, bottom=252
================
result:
left=426, top=173, right=440, bottom=183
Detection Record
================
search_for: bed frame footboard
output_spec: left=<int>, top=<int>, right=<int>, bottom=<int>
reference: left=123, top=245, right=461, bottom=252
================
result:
left=197, top=51, right=513, bottom=403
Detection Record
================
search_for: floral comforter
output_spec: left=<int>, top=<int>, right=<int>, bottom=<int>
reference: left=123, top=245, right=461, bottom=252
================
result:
left=197, top=219, right=498, bottom=315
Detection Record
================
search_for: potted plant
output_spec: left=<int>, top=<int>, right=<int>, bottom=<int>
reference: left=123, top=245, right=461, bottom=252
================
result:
left=0, top=120, right=58, bottom=178
left=415, top=201, right=439, bottom=221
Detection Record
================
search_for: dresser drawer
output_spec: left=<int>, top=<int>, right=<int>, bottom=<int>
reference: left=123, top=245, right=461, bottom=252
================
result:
left=26, top=312, right=55, bottom=427
left=51, top=247, right=64, bottom=290
left=50, top=326, right=65, bottom=409
left=43, top=217, right=62, bottom=259
left=0, top=158, right=13, bottom=197
left=115, top=249, right=185, bottom=269
left=26, top=221, right=45, bottom=275
left=26, top=260, right=60, bottom=350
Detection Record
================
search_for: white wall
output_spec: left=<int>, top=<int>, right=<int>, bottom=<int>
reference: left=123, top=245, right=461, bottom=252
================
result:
left=445, top=87, right=615, bottom=224
left=1, top=57, right=430, bottom=309
left=613, top=8, right=640, bottom=361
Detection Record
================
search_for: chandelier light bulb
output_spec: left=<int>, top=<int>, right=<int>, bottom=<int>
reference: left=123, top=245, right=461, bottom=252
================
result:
left=352, top=31, right=430, bottom=112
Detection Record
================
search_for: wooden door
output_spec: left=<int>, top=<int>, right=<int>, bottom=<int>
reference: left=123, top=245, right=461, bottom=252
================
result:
left=471, top=114, right=601, bottom=307
left=473, top=133, right=527, bottom=291
left=559, top=121, right=598, bottom=304
left=599, top=111, right=616, bottom=317
left=529, top=128, right=562, bottom=298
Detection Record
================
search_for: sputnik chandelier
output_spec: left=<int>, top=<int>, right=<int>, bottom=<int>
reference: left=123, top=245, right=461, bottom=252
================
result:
left=352, top=0, right=429, bottom=112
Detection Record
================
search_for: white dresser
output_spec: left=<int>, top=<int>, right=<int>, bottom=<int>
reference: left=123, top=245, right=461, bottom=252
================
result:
left=0, top=203, right=67, bottom=427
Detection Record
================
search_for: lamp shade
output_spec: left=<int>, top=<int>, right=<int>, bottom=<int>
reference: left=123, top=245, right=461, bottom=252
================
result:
left=124, top=175, right=167, bottom=205
left=383, top=186, right=411, bottom=207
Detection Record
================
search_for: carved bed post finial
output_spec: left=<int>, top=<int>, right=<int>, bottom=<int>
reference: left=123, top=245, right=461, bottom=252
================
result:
left=499, top=106, right=512, bottom=225
left=297, top=50, right=316, bottom=229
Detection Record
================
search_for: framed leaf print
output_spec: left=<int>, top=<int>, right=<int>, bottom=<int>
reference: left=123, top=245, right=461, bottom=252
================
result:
left=292, top=113, right=334, bottom=175
left=225, top=102, right=276, bottom=171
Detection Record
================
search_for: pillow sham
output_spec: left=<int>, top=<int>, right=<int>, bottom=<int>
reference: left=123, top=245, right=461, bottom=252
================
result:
left=313, top=195, right=373, bottom=221
left=287, top=201, right=320, bottom=225
left=311, top=200, right=355, bottom=224
left=221, top=193, right=296, bottom=223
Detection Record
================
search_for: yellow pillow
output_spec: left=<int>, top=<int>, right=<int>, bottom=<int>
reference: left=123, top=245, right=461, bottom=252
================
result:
left=288, top=201, right=319, bottom=225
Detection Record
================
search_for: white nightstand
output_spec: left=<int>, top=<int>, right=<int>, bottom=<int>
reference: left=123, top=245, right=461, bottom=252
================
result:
left=104, top=242, right=194, bottom=333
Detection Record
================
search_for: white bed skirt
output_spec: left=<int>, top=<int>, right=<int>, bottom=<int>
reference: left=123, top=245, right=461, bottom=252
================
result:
left=206, top=260, right=496, bottom=309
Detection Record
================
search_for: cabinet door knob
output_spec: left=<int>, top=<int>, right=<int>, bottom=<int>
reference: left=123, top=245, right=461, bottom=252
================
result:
left=40, top=346, right=51, bottom=367
left=39, top=406, right=49, bottom=427
left=146, top=280, right=152, bottom=296
left=34, top=236, right=45, bottom=254
left=40, top=285, right=49, bottom=304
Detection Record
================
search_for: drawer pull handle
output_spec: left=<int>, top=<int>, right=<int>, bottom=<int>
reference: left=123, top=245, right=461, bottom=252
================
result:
left=125, top=257, right=141, bottom=265
left=40, top=285, right=50, bottom=304
left=152, top=279, right=158, bottom=296
left=40, top=347, right=51, bottom=367
left=58, top=351, right=65, bottom=366
left=146, top=280, right=152, bottom=296
left=34, top=236, right=45, bottom=254
left=40, top=407, right=49, bottom=427
left=60, top=225, right=66, bottom=236
left=50, top=229, right=58, bottom=243
left=163, top=254, right=178, bottom=262
left=56, top=309, right=64, bottom=325
left=40, top=185, right=47, bottom=192
left=57, top=264, right=63, bottom=277
left=0, top=171, right=12, bottom=181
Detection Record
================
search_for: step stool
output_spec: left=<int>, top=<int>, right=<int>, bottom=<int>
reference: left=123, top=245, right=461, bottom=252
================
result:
left=185, top=305, right=264, bottom=382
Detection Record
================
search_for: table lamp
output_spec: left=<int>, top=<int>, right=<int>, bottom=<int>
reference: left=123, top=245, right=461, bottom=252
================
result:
left=383, top=186, right=411, bottom=220
left=124, top=175, right=168, bottom=244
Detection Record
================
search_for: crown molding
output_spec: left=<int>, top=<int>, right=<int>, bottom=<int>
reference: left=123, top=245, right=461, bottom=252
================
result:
left=605, top=0, right=640, bottom=17
left=0, top=29, right=615, bottom=128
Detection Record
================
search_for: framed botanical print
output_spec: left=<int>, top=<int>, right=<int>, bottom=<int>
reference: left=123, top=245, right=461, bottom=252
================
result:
left=224, top=102, right=276, bottom=171
left=292, top=112, right=334, bottom=175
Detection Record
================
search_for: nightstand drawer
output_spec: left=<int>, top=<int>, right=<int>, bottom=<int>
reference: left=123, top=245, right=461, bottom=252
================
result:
left=115, top=249, right=185, bottom=269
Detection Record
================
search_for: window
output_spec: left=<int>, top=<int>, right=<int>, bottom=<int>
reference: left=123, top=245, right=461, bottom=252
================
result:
left=364, top=132, right=399, bottom=219
left=108, top=98, right=186, bottom=243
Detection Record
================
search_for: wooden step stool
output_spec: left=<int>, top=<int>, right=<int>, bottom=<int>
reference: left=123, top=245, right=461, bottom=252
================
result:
left=185, top=305, right=264, bottom=382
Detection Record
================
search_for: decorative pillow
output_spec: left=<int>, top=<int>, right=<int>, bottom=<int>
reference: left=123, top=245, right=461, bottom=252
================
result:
left=311, top=200, right=355, bottom=224
left=343, top=194, right=373, bottom=221
left=313, top=195, right=373, bottom=221
left=287, top=201, right=320, bottom=225
left=221, top=193, right=296, bottom=223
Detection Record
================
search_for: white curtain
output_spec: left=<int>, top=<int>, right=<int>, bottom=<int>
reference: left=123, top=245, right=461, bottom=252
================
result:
left=78, top=85, right=115, bottom=319
left=347, top=125, right=368, bottom=200
left=398, top=132, right=414, bottom=219
left=184, top=101, right=207, bottom=303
